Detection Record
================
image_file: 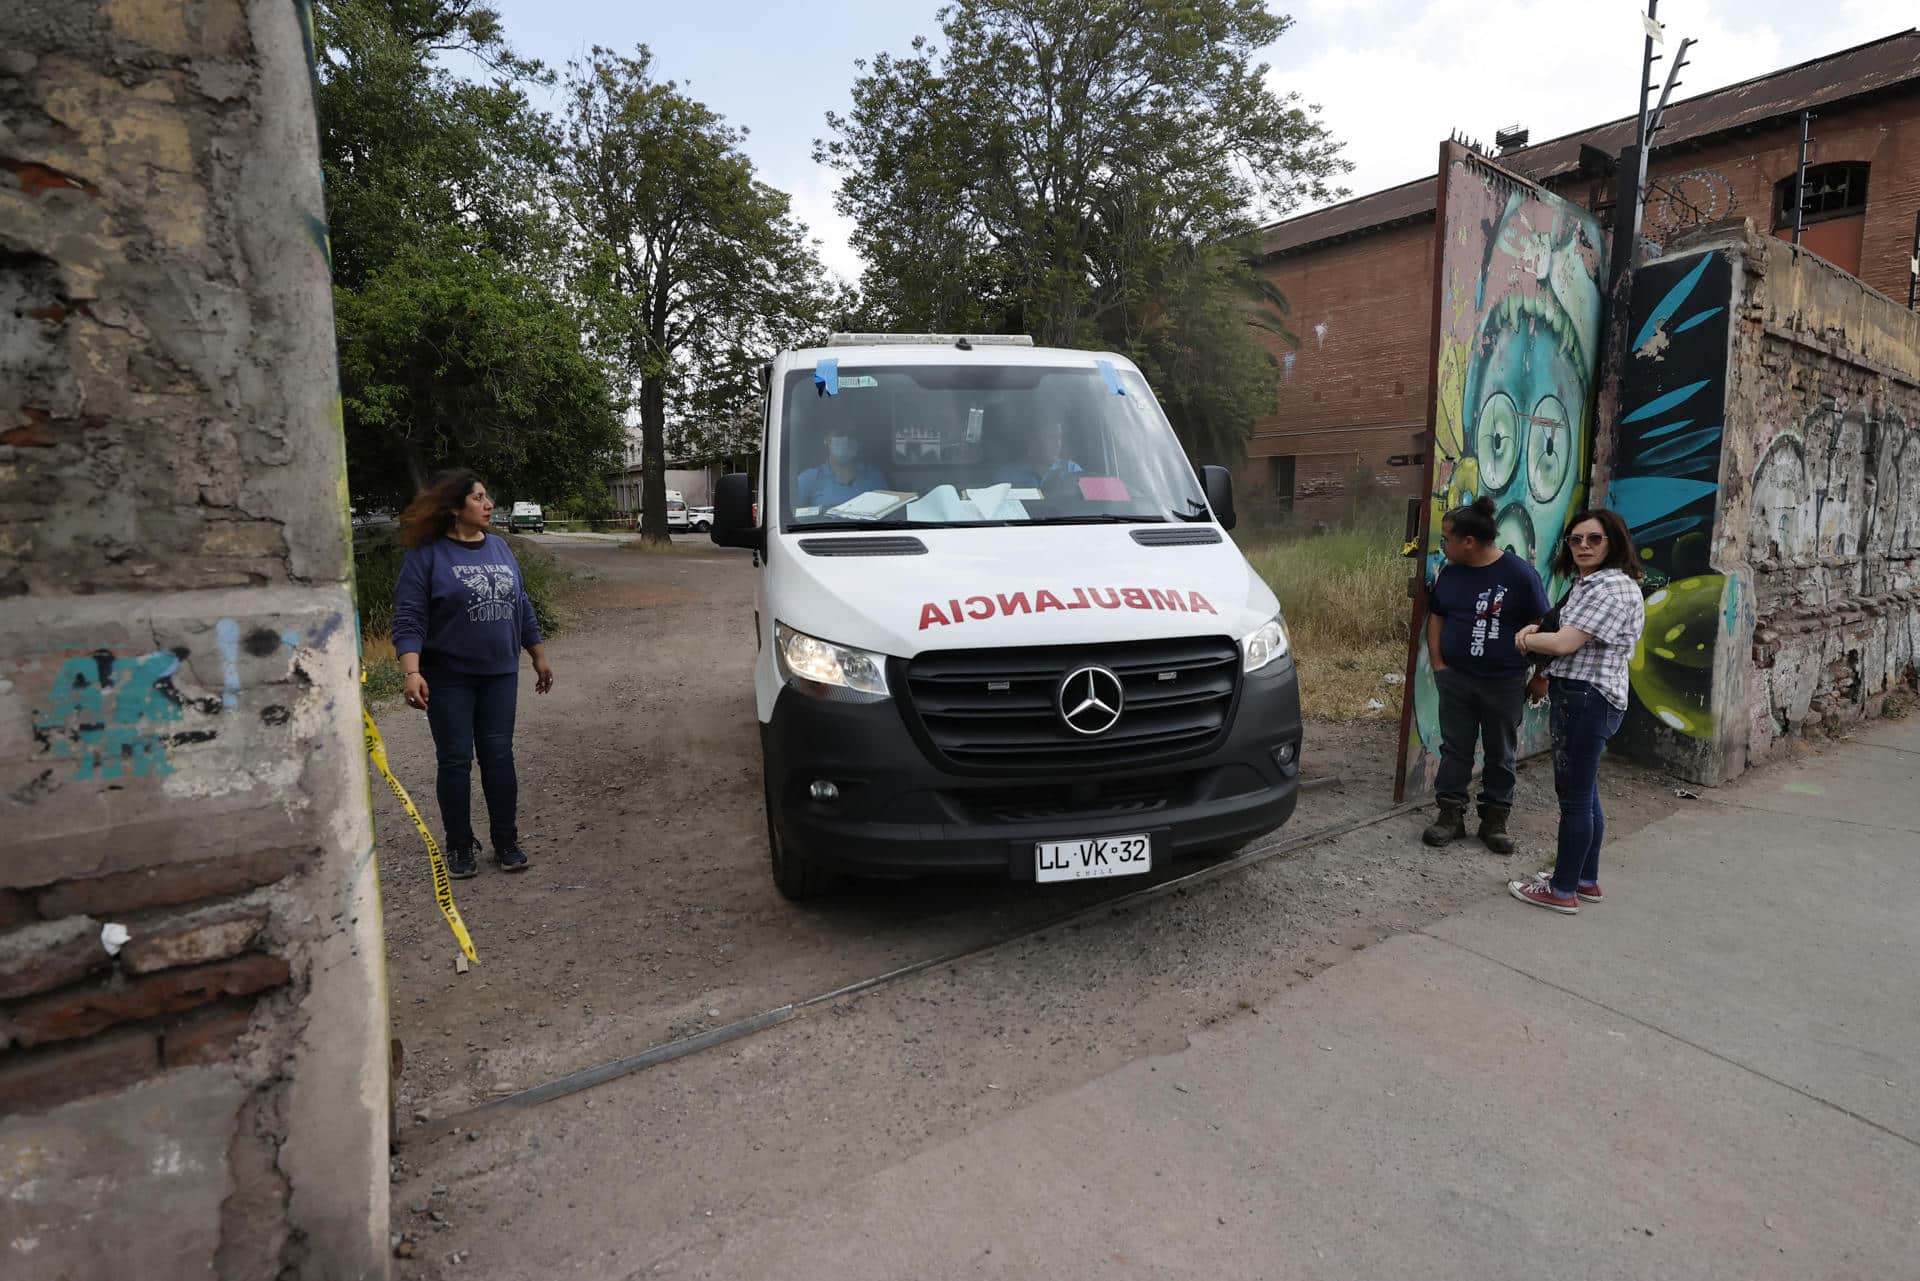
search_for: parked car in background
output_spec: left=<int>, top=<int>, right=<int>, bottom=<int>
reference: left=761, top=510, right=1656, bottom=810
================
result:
left=666, top=491, right=689, bottom=532
left=688, top=505, right=714, bottom=533
left=509, top=502, right=545, bottom=533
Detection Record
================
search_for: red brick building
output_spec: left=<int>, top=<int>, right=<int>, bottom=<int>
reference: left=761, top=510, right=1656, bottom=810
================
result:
left=1247, top=29, right=1920, bottom=522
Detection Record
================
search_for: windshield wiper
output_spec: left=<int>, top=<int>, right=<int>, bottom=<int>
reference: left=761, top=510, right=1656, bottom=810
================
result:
left=1172, top=499, right=1213, bottom=523
left=1022, top=514, right=1168, bottom=525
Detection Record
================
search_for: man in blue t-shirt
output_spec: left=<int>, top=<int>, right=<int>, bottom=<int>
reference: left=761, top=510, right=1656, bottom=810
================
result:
left=795, top=427, right=890, bottom=510
left=1422, top=496, right=1551, bottom=853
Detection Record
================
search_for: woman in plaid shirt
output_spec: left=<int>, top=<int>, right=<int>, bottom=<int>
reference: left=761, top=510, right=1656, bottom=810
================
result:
left=1509, top=509, right=1646, bottom=914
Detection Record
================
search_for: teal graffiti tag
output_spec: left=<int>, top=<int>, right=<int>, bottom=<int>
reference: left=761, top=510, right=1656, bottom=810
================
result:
left=32, top=649, right=210, bottom=781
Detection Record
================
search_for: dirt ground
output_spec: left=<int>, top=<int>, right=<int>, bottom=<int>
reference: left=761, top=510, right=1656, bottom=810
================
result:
left=371, top=535, right=1693, bottom=1277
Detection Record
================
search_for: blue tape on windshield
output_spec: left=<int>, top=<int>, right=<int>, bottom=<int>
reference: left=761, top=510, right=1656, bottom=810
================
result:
left=1096, top=359, right=1126, bottom=396
left=813, top=357, right=839, bottom=397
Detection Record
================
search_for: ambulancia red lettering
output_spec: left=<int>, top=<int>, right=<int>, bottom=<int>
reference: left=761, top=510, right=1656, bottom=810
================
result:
left=917, top=585, right=1213, bottom=628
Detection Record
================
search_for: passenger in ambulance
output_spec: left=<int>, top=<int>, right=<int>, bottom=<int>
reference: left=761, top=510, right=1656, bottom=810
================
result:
left=993, top=419, right=1084, bottom=490
left=795, top=426, right=891, bottom=509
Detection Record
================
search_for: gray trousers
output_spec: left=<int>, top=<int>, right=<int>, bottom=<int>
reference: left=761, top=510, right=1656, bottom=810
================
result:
left=1432, top=667, right=1530, bottom=811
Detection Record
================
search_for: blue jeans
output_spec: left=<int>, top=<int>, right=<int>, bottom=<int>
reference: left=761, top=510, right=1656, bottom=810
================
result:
left=1548, top=677, right=1625, bottom=895
left=423, top=667, right=519, bottom=849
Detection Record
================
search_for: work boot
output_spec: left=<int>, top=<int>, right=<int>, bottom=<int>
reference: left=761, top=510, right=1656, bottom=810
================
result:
left=1422, top=801, right=1466, bottom=847
left=447, top=838, right=479, bottom=880
left=1478, top=805, right=1516, bottom=855
left=492, top=838, right=529, bottom=873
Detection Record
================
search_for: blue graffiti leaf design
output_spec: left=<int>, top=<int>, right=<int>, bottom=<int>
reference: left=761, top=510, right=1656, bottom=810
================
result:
left=1658, top=455, right=1721, bottom=479
left=1671, top=306, right=1724, bottom=335
left=1631, top=254, right=1713, bottom=351
left=1607, top=477, right=1719, bottom=528
left=1633, top=427, right=1724, bottom=469
left=1637, top=418, right=1694, bottom=440
left=1622, top=379, right=1712, bottom=425
left=1722, top=575, right=1740, bottom=634
left=1624, top=514, right=1703, bottom=544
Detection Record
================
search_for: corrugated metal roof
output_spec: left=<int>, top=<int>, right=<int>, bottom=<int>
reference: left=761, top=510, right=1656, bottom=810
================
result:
left=1260, top=28, right=1920, bottom=258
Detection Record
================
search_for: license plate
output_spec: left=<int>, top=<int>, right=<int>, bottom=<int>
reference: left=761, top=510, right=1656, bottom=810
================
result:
left=1035, top=833, right=1151, bottom=883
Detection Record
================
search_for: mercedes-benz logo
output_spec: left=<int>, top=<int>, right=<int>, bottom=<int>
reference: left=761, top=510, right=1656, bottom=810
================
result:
left=1058, top=665, right=1125, bottom=736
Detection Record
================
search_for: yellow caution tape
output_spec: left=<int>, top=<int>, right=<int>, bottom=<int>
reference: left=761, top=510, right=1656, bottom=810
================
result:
left=362, top=709, right=479, bottom=964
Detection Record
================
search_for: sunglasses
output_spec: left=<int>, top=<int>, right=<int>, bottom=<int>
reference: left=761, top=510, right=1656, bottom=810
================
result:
left=1565, top=532, right=1609, bottom=548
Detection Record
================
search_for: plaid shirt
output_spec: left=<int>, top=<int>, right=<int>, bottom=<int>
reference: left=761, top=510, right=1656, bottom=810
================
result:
left=1547, top=569, right=1645, bottom=708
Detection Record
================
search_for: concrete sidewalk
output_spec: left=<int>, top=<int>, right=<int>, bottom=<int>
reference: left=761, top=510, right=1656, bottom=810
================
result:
left=700, top=719, right=1920, bottom=1280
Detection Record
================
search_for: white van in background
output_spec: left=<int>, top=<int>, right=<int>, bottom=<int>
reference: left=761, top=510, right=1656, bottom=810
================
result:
left=710, top=335, right=1302, bottom=899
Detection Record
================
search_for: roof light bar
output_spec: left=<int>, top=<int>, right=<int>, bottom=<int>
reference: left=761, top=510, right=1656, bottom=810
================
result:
left=826, top=333, right=1034, bottom=347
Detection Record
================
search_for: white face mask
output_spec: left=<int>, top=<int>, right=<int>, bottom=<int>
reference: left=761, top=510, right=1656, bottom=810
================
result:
left=828, top=437, right=858, bottom=463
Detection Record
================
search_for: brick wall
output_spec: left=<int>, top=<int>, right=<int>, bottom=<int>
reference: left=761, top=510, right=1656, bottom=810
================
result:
left=1247, top=220, right=1435, bottom=521
left=0, top=3, right=387, bottom=1278
left=1621, top=94, right=1920, bottom=303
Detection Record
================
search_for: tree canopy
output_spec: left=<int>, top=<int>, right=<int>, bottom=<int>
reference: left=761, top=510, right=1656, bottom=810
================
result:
left=819, top=0, right=1347, bottom=464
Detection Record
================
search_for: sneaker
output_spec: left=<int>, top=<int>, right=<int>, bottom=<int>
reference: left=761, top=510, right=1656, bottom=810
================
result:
left=493, top=840, right=530, bottom=873
left=1535, top=871, right=1601, bottom=902
left=1509, top=878, right=1578, bottom=914
left=447, top=840, right=479, bottom=880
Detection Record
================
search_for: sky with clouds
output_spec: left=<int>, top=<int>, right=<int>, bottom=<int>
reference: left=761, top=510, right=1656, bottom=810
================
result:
left=465, top=0, right=1915, bottom=283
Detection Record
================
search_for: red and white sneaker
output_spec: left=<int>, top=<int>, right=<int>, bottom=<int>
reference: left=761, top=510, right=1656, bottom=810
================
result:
left=1509, top=878, right=1579, bottom=914
left=1535, top=871, right=1602, bottom=903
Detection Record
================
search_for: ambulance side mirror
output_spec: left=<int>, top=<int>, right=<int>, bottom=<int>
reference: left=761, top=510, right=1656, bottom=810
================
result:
left=1202, top=466, right=1236, bottom=532
left=712, top=473, right=763, bottom=551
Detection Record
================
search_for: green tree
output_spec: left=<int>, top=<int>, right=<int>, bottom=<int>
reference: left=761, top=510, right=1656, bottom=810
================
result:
left=335, top=245, right=622, bottom=510
left=819, top=0, right=1346, bottom=464
left=557, top=47, right=845, bottom=544
left=315, top=0, right=622, bottom=506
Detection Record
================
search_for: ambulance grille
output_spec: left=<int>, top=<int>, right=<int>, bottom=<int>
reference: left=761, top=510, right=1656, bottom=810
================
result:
left=901, top=637, right=1240, bottom=773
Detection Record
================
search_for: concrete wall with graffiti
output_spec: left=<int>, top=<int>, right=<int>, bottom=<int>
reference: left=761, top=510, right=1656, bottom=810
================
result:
left=0, top=3, right=387, bottom=1276
left=1399, top=146, right=1607, bottom=798
left=1594, top=221, right=1920, bottom=782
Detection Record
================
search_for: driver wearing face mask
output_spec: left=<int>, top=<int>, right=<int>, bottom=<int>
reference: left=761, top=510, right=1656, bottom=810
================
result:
left=796, top=427, right=891, bottom=509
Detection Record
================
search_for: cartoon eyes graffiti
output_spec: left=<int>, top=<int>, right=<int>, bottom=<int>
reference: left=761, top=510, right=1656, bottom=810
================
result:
left=1527, top=395, right=1572, bottom=502
left=1476, top=393, right=1521, bottom=491
left=1474, top=390, right=1575, bottom=505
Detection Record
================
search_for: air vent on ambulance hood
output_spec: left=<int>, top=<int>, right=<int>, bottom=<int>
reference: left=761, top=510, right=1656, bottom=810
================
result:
left=1130, top=528, right=1223, bottom=547
left=798, top=536, right=929, bottom=557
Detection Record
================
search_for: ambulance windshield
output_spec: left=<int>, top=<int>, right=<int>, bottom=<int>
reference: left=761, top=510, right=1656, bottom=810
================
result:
left=777, top=363, right=1211, bottom=530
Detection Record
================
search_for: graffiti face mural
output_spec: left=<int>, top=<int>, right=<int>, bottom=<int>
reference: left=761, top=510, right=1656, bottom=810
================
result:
left=1398, top=150, right=1607, bottom=798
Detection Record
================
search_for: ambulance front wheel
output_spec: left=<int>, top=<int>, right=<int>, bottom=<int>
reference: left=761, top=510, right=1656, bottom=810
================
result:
left=765, top=775, right=832, bottom=901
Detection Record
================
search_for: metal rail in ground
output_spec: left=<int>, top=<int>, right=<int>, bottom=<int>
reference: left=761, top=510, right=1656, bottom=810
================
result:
left=407, top=785, right=1421, bottom=1143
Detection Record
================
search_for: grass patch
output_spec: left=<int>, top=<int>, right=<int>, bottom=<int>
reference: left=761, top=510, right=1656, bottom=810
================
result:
left=1244, top=524, right=1412, bottom=722
left=360, top=632, right=404, bottom=704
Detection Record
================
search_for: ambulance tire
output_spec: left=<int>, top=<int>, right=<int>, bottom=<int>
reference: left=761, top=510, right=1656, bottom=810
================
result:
left=765, top=777, right=832, bottom=901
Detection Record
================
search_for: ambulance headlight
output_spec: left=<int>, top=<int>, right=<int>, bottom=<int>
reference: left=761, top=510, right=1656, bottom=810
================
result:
left=775, top=623, right=892, bottom=701
left=1241, top=616, right=1291, bottom=674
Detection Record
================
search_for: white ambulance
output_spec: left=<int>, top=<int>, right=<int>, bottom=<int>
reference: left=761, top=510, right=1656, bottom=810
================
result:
left=711, top=335, right=1302, bottom=899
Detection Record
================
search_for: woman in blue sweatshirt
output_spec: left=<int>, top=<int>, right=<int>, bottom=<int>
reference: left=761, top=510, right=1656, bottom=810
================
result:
left=391, top=470, right=554, bottom=877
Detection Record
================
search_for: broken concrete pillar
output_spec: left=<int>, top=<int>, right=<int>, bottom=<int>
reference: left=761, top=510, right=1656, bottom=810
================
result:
left=1, top=2, right=387, bottom=1276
